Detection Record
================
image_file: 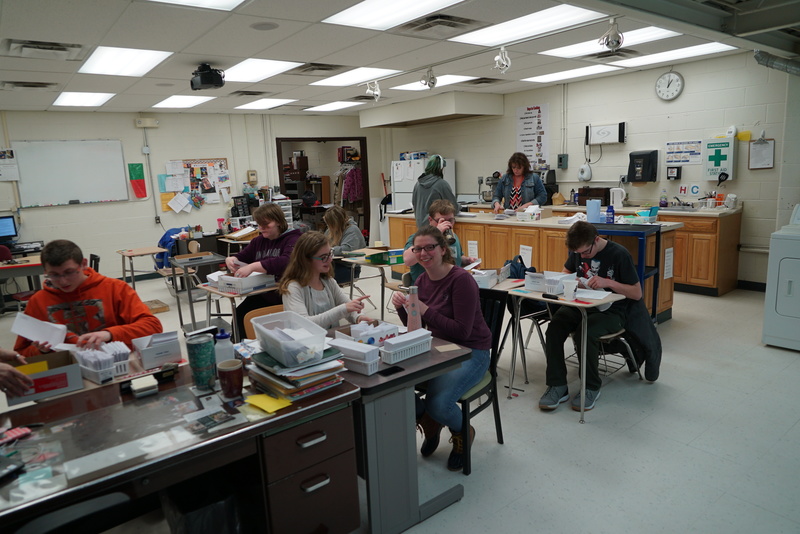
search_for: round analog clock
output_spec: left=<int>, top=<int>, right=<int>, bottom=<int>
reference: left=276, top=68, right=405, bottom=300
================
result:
left=655, top=71, right=684, bottom=101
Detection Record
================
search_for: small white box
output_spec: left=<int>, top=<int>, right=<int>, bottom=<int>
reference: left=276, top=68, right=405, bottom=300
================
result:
left=335, top=322, right=399, bottom=346
left=218, top=273, right=275, bottom=295
left=329, top=338, right=380, bottom=361
left=132, top=332, right=182, bottom=370
left=526, top=271, right=572, bottom=292
left=472, top=269, right=498, bottom=289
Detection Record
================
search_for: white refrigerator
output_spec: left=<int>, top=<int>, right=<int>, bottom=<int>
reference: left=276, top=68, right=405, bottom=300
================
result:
left=390, top=158, right=456, bottom=211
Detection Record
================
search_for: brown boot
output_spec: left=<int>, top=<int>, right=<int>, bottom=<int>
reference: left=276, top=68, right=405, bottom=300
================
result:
left=447, top=426, right=475, bottom=472
left=416, top=412, right=443, bottom=457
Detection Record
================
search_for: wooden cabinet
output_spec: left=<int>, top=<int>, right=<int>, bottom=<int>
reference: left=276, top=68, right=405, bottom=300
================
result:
left=261, top=407, right=359, bottom=534
left=485, top=226, right=511, bottom=269
left=453, top=222, right=485, bottom=262
left=510, top=228, right=540, bottom=270
left=540, top=230, right=568, bottom=272
left=388, top=217, right=417, bottom=277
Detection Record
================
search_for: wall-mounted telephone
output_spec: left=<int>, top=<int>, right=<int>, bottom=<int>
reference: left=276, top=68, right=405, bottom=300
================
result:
left=246, top=170, right=257, bottom=185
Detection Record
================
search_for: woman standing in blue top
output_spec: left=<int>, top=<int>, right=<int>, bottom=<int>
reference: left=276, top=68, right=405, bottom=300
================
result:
left=491, top=152, right=547, bottom=213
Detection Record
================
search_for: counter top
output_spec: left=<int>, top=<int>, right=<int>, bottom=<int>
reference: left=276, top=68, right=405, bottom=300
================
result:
left=465, top=203, right=742, bottom=218
left=389, top=212, right=684, bottom=231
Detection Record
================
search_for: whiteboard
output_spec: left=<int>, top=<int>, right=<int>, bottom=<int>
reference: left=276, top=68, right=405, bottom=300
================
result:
left=12, top=140, right=129, bottom=207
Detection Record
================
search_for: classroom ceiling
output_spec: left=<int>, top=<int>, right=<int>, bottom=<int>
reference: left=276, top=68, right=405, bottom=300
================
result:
left=0, top=0, right=797, bottom=117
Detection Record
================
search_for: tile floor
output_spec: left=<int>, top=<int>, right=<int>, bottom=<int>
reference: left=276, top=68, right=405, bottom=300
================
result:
left=1, top=274, right=797, bottom=533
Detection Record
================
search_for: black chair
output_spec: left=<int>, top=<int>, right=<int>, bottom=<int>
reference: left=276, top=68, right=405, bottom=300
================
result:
left=89, top=253, right=100, bottom=272
left=456, top=287, right=506, bottom=475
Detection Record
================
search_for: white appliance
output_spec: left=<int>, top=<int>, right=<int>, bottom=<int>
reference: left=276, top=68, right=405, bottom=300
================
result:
left=390, top=158, right=455, bottom=211
left=763, top=205, right=800, bottom=351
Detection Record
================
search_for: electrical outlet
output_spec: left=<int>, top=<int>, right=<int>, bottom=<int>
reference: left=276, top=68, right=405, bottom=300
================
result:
left=619, top=174, right=628, bottom=183
left=477, top=176, right=484, bottom=185
left=155, top=216, right=161, bottom=224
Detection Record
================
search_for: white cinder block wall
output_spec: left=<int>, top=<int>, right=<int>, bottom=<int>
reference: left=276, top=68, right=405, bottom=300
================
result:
left=386, top=52, right=793, bottom=284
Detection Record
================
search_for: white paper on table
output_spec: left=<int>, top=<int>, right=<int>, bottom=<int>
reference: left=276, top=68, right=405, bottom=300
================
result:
left=575, top=288, right=610, bottom=300
left=519, top=245, right=532, bottom=268
left=167, top=193, right=189, bottom=213
left=467, top=241, right=479, bottom=258
left=559, top=213, right=587, bottom=224
left=11, top=313, right=68, bottom=347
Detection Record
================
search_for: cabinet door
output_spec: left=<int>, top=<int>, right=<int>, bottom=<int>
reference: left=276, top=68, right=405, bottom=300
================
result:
left=540, top=230, right=568, bottom=272
left=389, top=218, right=417, bottom=276
left=671, top=231, right=688, bottom=284
left=510, top=228, right=540, bottom=270
left=686, top=233, right=718, bottom=286
left=485, top=227, right=511, bottom=270
left=453, top=223, right=485, bottom=263
left=659, top=231, right=675, bottom=313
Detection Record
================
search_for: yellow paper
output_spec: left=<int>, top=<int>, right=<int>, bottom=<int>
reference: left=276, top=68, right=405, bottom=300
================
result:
left=436, top=343, right=462, bottom=352
left=17, top=361, right=48, bottom=375
left=736, top=131, right=751, bottom=141
left=246, top=394, right=291, bottom=413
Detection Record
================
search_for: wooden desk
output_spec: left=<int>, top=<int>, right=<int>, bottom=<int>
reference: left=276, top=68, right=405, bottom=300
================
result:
left=0, top=371, right=361, bottom=533
left=341, top=338, right=471, bottom=534
left=117, top=247, right=166, bottom=290
left=0, top=255, right=42, bottom=313
left=340, top=250, right=397, bottom=321
left=195, top=283, right=278, bottom=342
left=217, top=237, right=252, bottom=257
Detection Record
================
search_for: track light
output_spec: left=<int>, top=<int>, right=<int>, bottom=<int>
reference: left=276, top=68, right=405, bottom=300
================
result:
left=493, top=46, right=510, bottom=74
left=599, top=18, right=624, bottom=52
left=366, top=80, right=381, bottom=102
left=420, top=67, right=437, bottom=89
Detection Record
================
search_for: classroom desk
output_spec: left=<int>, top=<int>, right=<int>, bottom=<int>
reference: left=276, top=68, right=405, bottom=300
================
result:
left=217, top=237, right=252, bottom=257
left=195, top=283, right=278, bottom=342
left=169, top=252, right=227, bottom=334
left=340, top=250, right=396, bottom=321
left=0, top=371, right=361, bottom=533
left=507, top=287, right=624, bottom=423
left=117, top=247, right=166, bottom=290
left=341, top=338, right=472, bottom=534
left=0, top=255, right=42, bottom=313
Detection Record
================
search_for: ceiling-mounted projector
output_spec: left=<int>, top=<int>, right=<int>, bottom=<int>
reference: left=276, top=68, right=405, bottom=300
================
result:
left=190, top=63, right=225, bottom=90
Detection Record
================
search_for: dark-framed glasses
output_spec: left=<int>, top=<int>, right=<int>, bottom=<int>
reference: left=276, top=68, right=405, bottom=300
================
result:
left=411, top=244, right=439, bottom=254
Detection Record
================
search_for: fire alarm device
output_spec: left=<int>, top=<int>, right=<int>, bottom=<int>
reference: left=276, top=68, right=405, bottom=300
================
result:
left=247, top=170, right=257, bottom=184
left=667, top=167, right=681, bottom=180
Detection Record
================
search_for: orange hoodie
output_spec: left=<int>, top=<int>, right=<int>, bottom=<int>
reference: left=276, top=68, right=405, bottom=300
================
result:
left=13, top=268, right=163, bottom=357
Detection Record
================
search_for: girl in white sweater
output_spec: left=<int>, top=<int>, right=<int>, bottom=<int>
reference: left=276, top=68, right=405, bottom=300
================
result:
left=279, top=231, right=373, bottom=329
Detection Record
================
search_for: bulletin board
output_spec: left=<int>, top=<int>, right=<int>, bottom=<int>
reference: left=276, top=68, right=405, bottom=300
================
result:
left=159, top=157, right=230, bottom=213
left=12, top=139, right=129, bottom=208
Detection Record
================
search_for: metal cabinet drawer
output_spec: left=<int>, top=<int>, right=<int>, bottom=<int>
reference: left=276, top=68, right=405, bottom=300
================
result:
left=262, top=407, right=354, bottom=483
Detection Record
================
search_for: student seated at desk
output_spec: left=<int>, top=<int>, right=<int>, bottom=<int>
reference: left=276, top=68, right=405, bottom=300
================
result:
left=13, top=240, right=162, bottom=357
left=323, top=205, right=365, bottom=284
left=225, top=203, right=302, bottom=335
left=491, top=152, right=547, bottom=213
left=280, top=232, right=373, bottom=329
left=539, top=221, right=642, bottom=412
left=402, top=199, right=478, bottom=285
left=392, top=226, right=491, bottom=472
left=0, top=347, right=34, bottom=398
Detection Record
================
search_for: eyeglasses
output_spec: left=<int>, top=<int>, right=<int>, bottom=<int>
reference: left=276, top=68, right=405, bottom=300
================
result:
left=574, top=241, right=595, bottom=256
left=411, top=244, right=439, bottom=254
left=45, top=269, right=82, bottom=280
left=312, top=253, right=333, bottom=262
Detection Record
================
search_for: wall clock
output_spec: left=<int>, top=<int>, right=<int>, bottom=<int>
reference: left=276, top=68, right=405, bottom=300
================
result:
left=655, top=71, right=684, bottom=101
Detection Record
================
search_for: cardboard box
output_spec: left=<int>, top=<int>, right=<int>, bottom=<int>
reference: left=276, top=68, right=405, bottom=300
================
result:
left=132, top=332, right=182, bottom=370
left=365, top=248, right=403, bottom=265
left=525, top=271, right=573, bottom=293
left=9, top=351, right=83, bottom=406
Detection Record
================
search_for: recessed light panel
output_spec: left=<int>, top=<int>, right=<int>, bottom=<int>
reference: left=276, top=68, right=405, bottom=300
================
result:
left=540, top=27, right=681, bottom=58
left=53, top=92, right=115, bottom=106
left=153, top=95, right=215, bottom=108
left=610, top=42, right=737, bottom=67
left=79, top=46, right=172, bottom=77
left=450, top=5, right=607, bottom=47
left=311, top=67, right=400, bottom=87
left=522, top=65, right=621, bottom=83
left=391, top=74, right=477, bottom=91
left=225, top=59, right=303, bottom=83
left=235, top=98, right=297, bottom=110
left=145, top=0, right=246, bottom=11
left=304, top=102, right=364, bottom=112
left=323, top=0, right=465, bottom=31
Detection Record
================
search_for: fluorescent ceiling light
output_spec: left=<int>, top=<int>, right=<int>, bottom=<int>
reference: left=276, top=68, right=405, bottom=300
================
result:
left=79, top=46, right=172, bottom=77
left=391, top=74, right=477, bottom=91
left=522, top=65, right=622, bottom=83
left=541, top=27, right=681, bottom=58
left=610, top=42, right=736, bottom=67
left=323, top=0, right=464, bottom=31
left=153, top=95, right=215, bottom=108
left=450, top=5, right=606, bottom=47
left=235, top=98, right=297, bottom=110
left=145, top=0, right=246, bottom=11
left=304, top=102, right=364, bottom=112
left=225, top=59, right=302, bottom=83
left=311, top=67, right=400, bottom=86
left=53, top=92, right=115, bottom=107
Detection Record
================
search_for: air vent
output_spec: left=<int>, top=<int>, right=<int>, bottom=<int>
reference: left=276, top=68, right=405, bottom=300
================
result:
left=393, top=15, right=488, bottom=40
left=584, top=48, right=641, bottom=63
left=461, top=77, right=504, bottom=86
left=0, top=39, right=85, bottom=60
left=350, top=95, right=388, bottom=102
left=229, top=90, right=270, bottom=97
left=1, top=81, right=59, bottom=91
left=285, top=63, right=347, bottom=76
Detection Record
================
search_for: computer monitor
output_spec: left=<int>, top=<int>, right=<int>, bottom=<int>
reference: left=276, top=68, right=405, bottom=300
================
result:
left=0, top=215, right=18, bottom=244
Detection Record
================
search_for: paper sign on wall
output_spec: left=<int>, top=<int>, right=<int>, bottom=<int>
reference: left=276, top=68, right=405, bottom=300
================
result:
left=664, top=248, right=674, bottom=280
left=519, top=245, right=532, bottom=269
left=468, top=241, right=479, bottom=258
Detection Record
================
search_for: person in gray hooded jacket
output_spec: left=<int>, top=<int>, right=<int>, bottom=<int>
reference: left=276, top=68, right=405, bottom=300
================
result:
left=323, top=205, right=366, bottom=284
left=411, top=155, right=457, bottom=228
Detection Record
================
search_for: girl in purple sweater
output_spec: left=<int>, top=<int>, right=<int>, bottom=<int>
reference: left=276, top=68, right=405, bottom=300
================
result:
left=392, top=226, right=491, bottom=471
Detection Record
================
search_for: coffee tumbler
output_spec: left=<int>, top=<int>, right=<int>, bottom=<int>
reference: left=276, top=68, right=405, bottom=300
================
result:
left=186, top=333, right=216, bottom=390
left=217, top=359, right=244, bottom=398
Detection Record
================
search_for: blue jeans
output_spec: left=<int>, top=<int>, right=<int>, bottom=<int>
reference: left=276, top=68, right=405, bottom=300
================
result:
left=421, top=348, right=490, bottom=432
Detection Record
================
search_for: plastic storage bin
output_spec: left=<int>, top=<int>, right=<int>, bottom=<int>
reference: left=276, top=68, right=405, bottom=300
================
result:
left=342, top=355, right=380, bottom=376
left=380, top=337, right=432, bottom=364
left=252, top=311, right=326, bottom=367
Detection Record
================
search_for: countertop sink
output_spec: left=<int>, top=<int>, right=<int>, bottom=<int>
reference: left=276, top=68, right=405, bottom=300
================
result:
left=661, top=205, right=701, bottom=212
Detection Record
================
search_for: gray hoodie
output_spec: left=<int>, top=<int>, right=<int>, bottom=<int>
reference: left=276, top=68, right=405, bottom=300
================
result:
left=326, top=217, right=365, bottom=255
left=411, top=173, right=457, bottom=228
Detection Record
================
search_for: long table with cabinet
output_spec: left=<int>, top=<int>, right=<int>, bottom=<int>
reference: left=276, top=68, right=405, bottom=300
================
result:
left=389, top=213, right=682, bottom=321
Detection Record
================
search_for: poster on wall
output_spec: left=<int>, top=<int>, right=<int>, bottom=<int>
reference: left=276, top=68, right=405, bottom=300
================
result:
left=163, top=158, right=230, bottom=206
left=516, top=105, right=550, bottom=168
left=0, top=148, right=20, bottom=181
left=665, top=140, right=702, bottom=165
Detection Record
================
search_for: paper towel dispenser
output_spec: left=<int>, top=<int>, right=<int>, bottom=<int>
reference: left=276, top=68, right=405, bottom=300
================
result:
left=627, top=150, right=658, bottom=182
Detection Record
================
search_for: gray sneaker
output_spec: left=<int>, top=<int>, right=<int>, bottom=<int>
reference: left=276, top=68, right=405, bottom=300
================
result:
left=538, top=385, right=569, bottom=411
left=571, top=389, right=601, bottom=411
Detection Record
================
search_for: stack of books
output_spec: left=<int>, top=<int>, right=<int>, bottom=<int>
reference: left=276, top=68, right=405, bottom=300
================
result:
left=247, top=348, right=345, bottom=401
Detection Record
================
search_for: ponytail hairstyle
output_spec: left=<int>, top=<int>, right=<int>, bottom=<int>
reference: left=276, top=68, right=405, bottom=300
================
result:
left=424, top=154, right=446, bottom=178
left=322, top=205, right=348, bottom=246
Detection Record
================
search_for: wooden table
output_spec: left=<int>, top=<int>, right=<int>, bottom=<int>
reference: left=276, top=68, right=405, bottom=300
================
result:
left=117, top=247, right=166, bottom=290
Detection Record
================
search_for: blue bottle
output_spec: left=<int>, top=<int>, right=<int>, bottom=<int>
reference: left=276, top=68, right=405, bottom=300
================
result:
left=606, top=205, right=615, bottom=223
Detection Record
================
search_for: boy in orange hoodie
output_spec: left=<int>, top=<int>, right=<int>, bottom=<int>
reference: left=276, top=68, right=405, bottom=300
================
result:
left=13, top=240, right=162, bottom=357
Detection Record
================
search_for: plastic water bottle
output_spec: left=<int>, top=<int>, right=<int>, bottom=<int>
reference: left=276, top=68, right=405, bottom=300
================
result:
left=659, top=189, right=668, bottom=207
left=406, top=286, right=422, bottom=331
left=606, top=205, right=615, bottom=223
left=214, top=329, right=235, bottom=373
